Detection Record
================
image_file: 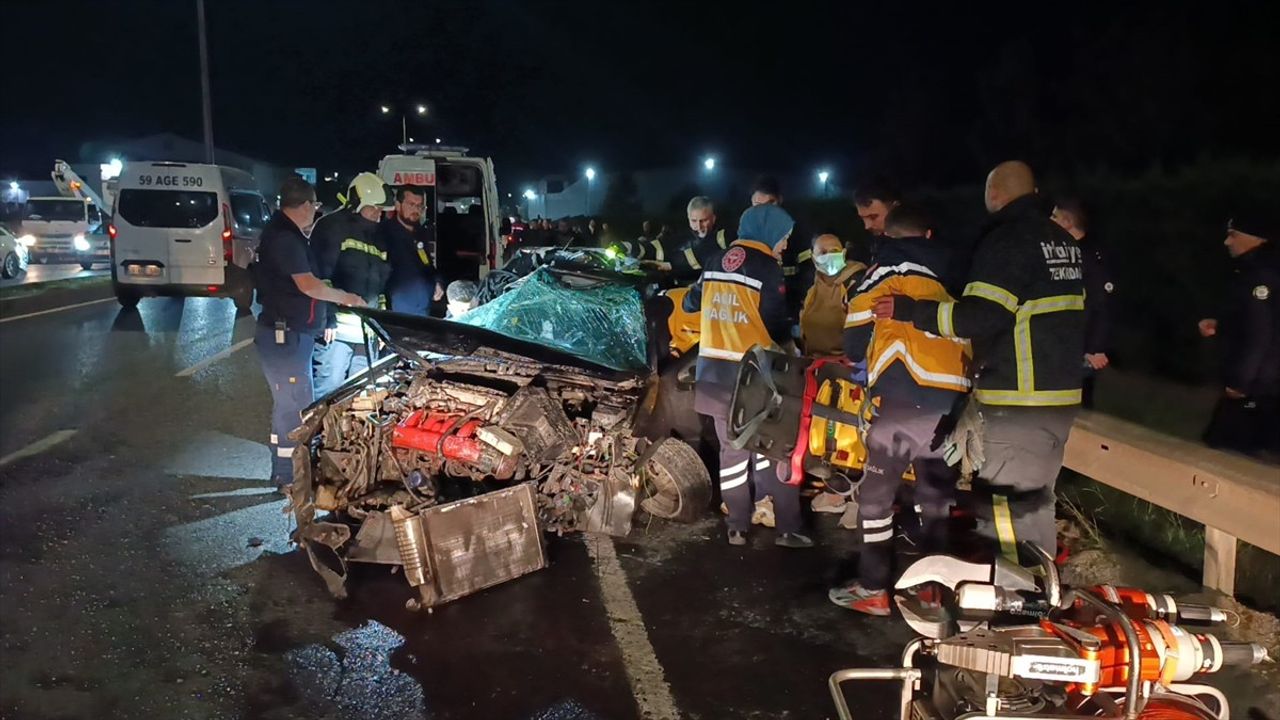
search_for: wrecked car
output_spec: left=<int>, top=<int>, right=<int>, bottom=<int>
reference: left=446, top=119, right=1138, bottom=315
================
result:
left=287, top=262, right=711, bottom=608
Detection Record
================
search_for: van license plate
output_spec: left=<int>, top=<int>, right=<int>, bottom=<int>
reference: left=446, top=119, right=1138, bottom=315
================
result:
left=127, top=265, right=161, bottom=277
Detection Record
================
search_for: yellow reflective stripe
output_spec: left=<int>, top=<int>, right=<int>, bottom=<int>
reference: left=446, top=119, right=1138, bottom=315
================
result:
left=416, top=245, right=431, bottom=266
left=937, top=301, right=956, bottom=338
left=1014, top=313, right=1035, bottom=392
left=992, top=495, right=1019, bottom=563
left=975, top=388, right=1083, bottom=406
left=963, top=281, right=1019, bottom=313
left=683, top=247, right=700, bottom=270
left=1019, top=294, right=1085, bottom=315
left=845, top=310, right=873, bottom=327
left=716, top=229, right=728, bottom=249
left=783, top=266, right=798, bottom=276
left=796, top=249, right=813, bottom=263
left=1011, top=293, right=1084, bottom=394
left=649, top=240, right=665, bottom=261
left=339, top=238, right=387, bottom=261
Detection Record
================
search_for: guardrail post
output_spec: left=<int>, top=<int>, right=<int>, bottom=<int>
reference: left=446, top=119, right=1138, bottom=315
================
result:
left=1202, top=526, right=1237, bottom=595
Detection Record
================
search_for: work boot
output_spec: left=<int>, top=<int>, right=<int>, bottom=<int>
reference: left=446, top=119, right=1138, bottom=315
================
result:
left=774, top=532, right=814, bottom=548
left=752, top=497, right=776, bottom=528
left=828, top=581, right=891, bottom=616
left=811, top=492, right=848, bottom=514
left=727, top=530, right=748, bottom=546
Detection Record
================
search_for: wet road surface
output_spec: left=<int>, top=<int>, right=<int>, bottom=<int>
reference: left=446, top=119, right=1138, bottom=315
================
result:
left=0, top=295, right=1276, bottom=720
left=0, top=262, right=109, bottom=288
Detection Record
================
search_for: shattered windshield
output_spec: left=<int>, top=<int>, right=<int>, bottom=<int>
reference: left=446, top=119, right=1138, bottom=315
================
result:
left=455, top=267, right=649, bottom=372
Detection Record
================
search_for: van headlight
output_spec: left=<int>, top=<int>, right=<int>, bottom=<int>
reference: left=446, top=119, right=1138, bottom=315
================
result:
left=18, top=234, right=36, bottom=247
left=74, top=234, right=90, bottom=251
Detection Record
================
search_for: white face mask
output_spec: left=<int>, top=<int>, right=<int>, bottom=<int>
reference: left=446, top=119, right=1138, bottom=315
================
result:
left=814, top=251, right=847, bottom=276
left=448, top=301, right=472, bottom=318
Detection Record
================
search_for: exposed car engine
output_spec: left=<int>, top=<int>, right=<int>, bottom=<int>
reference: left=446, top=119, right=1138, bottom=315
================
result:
left=288, top=313, right=710, bottom=607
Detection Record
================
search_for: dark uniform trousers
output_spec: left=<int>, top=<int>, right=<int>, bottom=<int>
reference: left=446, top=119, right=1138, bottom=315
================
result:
left=255, top=324, right=315, bottom=482
left=972, top=403, right=1078, bottom=557
left=696, top=385, right=801, bottom=534
left=857, top=401, right=956, bottom=591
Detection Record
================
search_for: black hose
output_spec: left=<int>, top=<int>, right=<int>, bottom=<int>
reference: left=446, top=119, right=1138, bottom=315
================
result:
left=1062, top=588, right=1143, bottom=719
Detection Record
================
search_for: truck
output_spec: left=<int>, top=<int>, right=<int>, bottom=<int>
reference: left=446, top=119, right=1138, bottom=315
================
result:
left=15, top=159, right=111, bottom=269
left=376, top=145, right=502, bottom=282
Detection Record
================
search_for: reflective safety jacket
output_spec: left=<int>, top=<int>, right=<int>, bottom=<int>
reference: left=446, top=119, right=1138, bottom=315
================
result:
left=906, top=195, right=1085, bottom=406
left=311, top=209, right=390, bottom=336
left=683, top=239, right=790, bottom=388
left=668, top=227, right=732, bottom=281
left=845, top=237, right=970, bottom=394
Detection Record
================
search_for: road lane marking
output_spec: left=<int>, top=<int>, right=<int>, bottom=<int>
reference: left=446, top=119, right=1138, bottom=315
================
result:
left=190, top=487, right=279, bottom=500
left=0, top=297, right=116, bottom=324
left=585, top=536, right=681, bottom=719
left=176, top=337, right=255, bottom=377
left=0, top=429, right=78, bottom=468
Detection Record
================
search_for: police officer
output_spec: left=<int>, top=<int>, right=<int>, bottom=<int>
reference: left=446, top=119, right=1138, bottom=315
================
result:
left=876, top=161, right=1085, bottom=560
left=1199, top=209, right=1280, bottom=456
left=1052, top=197, right=1114, bottom=409
left=684, top=204, right=812, bottom=548
left=382, top=185, right=443, bottom=316
left=310, top=172, right=392, bottom=395
left=254, top=176, right=364, bottom=489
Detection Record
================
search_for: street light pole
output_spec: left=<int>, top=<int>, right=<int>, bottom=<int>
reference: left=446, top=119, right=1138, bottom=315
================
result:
left=584, top=167, right=596, bottom=216
left=195, top=0, right=215, bottom=163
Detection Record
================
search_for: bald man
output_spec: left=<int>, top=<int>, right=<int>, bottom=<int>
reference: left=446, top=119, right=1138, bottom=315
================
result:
left=874, top=161, right=1085, bottom=561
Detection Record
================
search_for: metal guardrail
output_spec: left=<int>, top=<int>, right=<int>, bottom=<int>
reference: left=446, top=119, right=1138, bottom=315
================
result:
left=1063, top=410, right=1280, bottom=595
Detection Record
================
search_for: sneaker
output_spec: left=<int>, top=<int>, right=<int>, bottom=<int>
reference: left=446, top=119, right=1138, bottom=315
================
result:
left=752, top=497, right=776, bottom=528
left=811, top=492, right=848, bottom=514
left=727, top=530, right=748, bottom=546
left=775, top=532, right=815, bottom=548
left=829, top=581, right=892, bottom=616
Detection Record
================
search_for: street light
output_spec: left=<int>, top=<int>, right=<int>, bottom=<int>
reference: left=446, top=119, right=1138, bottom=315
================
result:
left=380, top=104, right=429, bottom=145
left=523, top=189, right=537, bottom=201
left=817, top=170, right=830, bottom=198
left=584, top=167, right=596, bottom=215
left=9, top=181, right=20, bottom=192
left=703, top=156, right=716, bottom=171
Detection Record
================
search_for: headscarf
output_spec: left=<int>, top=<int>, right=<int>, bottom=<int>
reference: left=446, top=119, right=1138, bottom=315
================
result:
left=737, top=204, right=795, bottom=251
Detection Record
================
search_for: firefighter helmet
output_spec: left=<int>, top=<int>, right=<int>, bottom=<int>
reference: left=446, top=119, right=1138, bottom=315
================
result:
left=346, top=172, right=392, bottom=212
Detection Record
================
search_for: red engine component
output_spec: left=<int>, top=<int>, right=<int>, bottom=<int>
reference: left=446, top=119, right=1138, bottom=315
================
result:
left=393, top=410, right=485, bottom=463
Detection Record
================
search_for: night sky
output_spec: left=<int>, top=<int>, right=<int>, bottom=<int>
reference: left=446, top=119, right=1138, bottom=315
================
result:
left=3, top=0, right=1278, bottom=189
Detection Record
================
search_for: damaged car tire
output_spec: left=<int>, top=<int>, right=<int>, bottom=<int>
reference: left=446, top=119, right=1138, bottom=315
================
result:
left=640, top=438, right=711, bottom=523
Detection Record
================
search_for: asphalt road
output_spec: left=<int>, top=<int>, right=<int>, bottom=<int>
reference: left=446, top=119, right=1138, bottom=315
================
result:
left=0, top=295, right=1275, bottom=720
left=0, top=262, right=110, bottom=288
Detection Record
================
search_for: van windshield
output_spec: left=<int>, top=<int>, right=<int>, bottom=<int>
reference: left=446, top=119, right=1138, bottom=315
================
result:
left=117, top=189, right=219, bottom=229
left=23, top=199, right=86, bottom=222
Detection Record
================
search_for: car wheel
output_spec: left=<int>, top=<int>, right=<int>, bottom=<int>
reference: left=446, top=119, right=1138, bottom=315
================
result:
left=115, top=287, right=141, bottom=309
left=227, top=264, right=254, bottom=313
left=639, top=438, right=711, bottom=522
left=80, top=261, right=95, bottom=271
left=1, top=252, right=20, bottom=279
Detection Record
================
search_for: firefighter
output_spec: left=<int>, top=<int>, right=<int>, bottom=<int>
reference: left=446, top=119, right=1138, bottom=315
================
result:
left=1199, top=209, right=1280, bottom=456
left=684, top=204, right=813, bottom=548
left=665, top=196, right=733, bottom=282
left=252, top=176, right=364, bottom=488
left=382, top=185, right=443, bottom=316
left=829, top=204, right=969, bottom=615
left=310, top=172, right=392, bottom=395
left=875, top=161, right=1085, bottom=560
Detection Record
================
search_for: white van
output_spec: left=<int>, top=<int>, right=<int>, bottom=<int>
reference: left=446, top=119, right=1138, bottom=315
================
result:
left=111, top=162, right=271, bottom=310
